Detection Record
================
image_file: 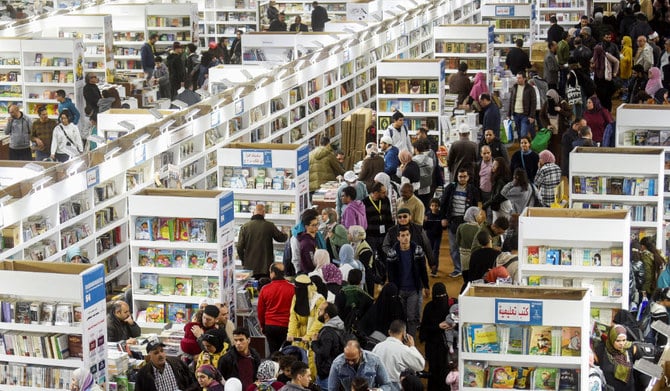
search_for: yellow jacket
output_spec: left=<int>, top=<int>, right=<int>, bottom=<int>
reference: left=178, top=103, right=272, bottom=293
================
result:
left=620, top=36, right=633, bottom=80
left=287, top=289, right=325, bottom=340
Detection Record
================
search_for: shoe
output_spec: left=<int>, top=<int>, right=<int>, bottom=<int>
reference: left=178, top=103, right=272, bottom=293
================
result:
left=449, top=271, right=462, bottom=277
left=430, top=271, right=439, bottom=278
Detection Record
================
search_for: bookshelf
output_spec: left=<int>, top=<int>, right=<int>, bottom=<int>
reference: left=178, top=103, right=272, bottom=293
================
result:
left=103, top=4, right=147, bottom=78
left=200, top=0, right=259, bottom=48
left=240, top=32, right=342, bottom=65
left=344, top=0, right=382, bottom=21
left=217, top=143, right=308, bottom=262
left=259, top=0, right=346, bottom=28
left=0, top=260, right=107, bottom=390
left=128, top=188, right=236, bottom=331
left=0, top=39, right=23, bottom=128
left=535, top=0, right=586, bottom=40
left=518, top=208, right=631, bottom=324
left=569, top=147, right=664, bottom=250
left=459, top=284, right=590, bottom=390
left=146, top=3, right=199, bottom=53
left=376, top=59, right=445, bottom=145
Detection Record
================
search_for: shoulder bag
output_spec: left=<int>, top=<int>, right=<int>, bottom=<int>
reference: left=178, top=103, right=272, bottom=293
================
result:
left=566, top=71, right=582, bottom=106
left=59, top=125, right=82, bottom=154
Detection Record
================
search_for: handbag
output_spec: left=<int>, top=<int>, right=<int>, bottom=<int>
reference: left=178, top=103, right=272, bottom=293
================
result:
left=566, top=71, right=582, bottom=106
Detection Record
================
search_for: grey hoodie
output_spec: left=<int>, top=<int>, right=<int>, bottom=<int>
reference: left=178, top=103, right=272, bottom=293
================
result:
left=4, top=113, right=31, bottom=149
left=313, top=316, right=346, bottom=378
left=279, top=382, right=309, bottom=391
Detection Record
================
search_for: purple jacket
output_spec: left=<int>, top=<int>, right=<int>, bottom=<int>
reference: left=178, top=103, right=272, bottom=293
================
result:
left=341, top=200, right=368, bottom=230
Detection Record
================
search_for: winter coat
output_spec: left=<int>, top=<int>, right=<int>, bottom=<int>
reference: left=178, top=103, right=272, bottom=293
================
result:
left=298, top=232, right=317, bottom=274
left=358, top=155, right=385, bottom=192
left=237, top=215, right=288, bottom=276
left=57, top=97, right=80, bottom=124
left=309, top=146, right=344, bottom=191
left=386, top=242, right=429, bottom=292
left=135, top=357, right=196, bottom=391
left=341, top=200, right=368, bottom=229
left=287, top=290, right=325, bottom=340
left=620, top=36, right=633, bottom=80
left=312, top=316, right=346, bottom=378
left=217, top=347, right=262, bottom=388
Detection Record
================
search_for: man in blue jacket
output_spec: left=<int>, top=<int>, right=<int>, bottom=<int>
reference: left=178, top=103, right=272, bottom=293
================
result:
left=328, top=339, right=392, bottom=391
left=379, top=135, right=400, bottom=183
left=56, top=89, right=80, bottom=125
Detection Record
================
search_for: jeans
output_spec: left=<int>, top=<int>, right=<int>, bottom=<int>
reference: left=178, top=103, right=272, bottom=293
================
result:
left=512, top=113, right=534, bottom=139
left=428, top=235, right=442, bottom=273
left=35, top=150, right=50, bottom=162
left=448, top=228, right=460, bottom=273
left=264, top=325, right=288, bottom=356
left=316, top=376, right=329, bottom=391
left=399, top=289, right=422, bottom=337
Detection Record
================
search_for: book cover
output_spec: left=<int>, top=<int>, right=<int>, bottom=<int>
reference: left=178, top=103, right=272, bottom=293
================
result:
left=470, top=324, right=499, bottom=353
left=545, top=249, right=560, bottom=265
left=488, top=366, right=516, bottom=388
left=54, top=303, right=73, bottom=325
left=34, top=53, right=42, bottom=65
left=157, top=218, right=174, bottom=241
left=68, top=334, right=83, bottom=358
left=528, top=326, right=553, bottom=355
left=175, top=277, right=192, bottom=296
left=611, top=248, right=623, bottom=266
left=167, top=303, right=188, bottom=324
left=190, top=219, right=211, bottom=242
left=172, top=249, right=186, bottom=268
left=463, top=361, right=487, bottom=388
left=508, top=326, right=527, bottom=354
left=526, top=246, right=540, bottom=264
left=558, top=368, right=579, bottom=391
left=155, top=249, right=173, bottom=267
left=138, top=248, right=155, bottom=267
left=29, top=301, right=41, bottom=324
left=514, top=367, right=532, bottom=389
left=207, top=277, right=219, bottom=298
left=176, top=218, right=190, bottom=241
left=599, top=249, right=612, bottom=266
left=15, top=301, right=31, bottom=324
left=145, top=302, right=165, bottom=323
left=528, top=276, right=542, bottom=286
left=139, top=273, right=159, bottom=294
left=559, top=249, right=572, bottom=266
left=158, top=276, right=175, bottom=295
left=204, top=251, right=218, bottom=270
left=135, top=217, right=154, bottom=240
left=40, top=302, right=55, bottom=325
left=188, top=250, right=206, bottom=269
left=561, top=327, right=581, bottom=356
left=192, top=276, right=209, bottom=297
left=531, top=367, right=559, bottom=390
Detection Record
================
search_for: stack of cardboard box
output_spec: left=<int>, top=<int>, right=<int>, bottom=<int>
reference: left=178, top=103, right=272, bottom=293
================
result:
left=340, top=107, right=373, bottom=171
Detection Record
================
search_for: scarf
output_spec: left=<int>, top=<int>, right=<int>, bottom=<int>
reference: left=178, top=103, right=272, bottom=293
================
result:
left=605, top=325, right=633, bottom=383
left=294, top=282, right=310, bottom=316
left=521, top=149, right=532, bottom=170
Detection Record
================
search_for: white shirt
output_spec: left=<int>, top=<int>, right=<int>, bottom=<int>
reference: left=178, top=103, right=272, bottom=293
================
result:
left=384, top=124, right=413, bottom=153
left=51, top=122, right=83, bottom=158
left=371, top=336, right=425, bottom=384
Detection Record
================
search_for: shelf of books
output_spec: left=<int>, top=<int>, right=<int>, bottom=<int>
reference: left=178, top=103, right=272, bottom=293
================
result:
left=146, top=3, right=199, bottom=52
left=518, top=207, right=630, bottom=330
left=445, top=0, right=482, bottom=23
left=376, top=59, right=445, bottom=145
left=259, top=0, right=346, bottom=28
left=434, top=25, right=493, bottom=108
left=241, top=32, right=342, bottom=65
left=535, top=0, right=586, bottom=39
left=459, top=284, right=590, bottom=390
left=103, top=4, right=147, bottom=78
left=569, top=146, right=664, bottom=251
left=481, top=3, right=534, bottom=78
left=200, top=0, right=258, bottom=48
left=0, top=261, right=107, bottom=390
left=0, top=39, right=22, bottom=128
left=52, top=14, right=115, bottom=84
left=128, top=188, right=236, bottom=330
left=217, top=143, right=308, bottom=261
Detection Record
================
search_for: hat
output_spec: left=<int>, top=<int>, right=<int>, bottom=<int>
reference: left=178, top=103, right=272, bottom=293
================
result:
left=295, top=274, right=312, bottom=284
left=197, top=364, right=219, bottom=379
left=380, top=135, right=393, bottom=145
left=458, top=123, right=471, bottom=134
left=146, top=336, right=166, bottom=353
left=343, top=171, right=357, bottom=183
left=365, top=142, right=379, bottom=155
left=649, top=31, right=659, bottom=40
left=539, top=150, right=556, bottom=164
left=203, top=304, right=220, bottom=318
left=66, top=246, right=82, bottom=262
left=397, top=207, right=411, bottom=215
left=173, top=41, right=182, bottom=50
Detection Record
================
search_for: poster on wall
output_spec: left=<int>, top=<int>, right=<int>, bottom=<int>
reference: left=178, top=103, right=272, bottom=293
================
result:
left=218, top=191, right=236, bottom=321
left=80, top=265, right=108, bottom=387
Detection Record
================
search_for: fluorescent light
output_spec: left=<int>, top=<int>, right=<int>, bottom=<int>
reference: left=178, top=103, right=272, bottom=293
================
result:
left=24, top=162, right=45, bottom=172
left=159, top=119, right=177, bottom=134
left=117, top=121, right=135, bottom=131
left=171, top=100, right=188, bottom=110
left=184, top=108, right=201, bottom=121
left=149, top=108, right=163, bottom=119
left=104, top=147, right=122, bottom=161
left=88, top=135, right=106, bottom=145
left=133, top=133, right=151, bottom=146
left=31, top=177, right=52, bottom=192
left=240, top=69, right=254, bottom=80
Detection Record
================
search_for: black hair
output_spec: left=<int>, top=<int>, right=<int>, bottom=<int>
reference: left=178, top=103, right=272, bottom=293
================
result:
left=290, top=361, right=309, bottom=379
left=233, top=327, right=251, bottom=339
left=370, top=181, right=385, bottom=194
left=300, top=208, right=319, bottom=227
left=392, top=111, right=404, bottom=121
left=323, top=302, right=338, bottom=318
left=342, top=186, right=357, bottom=200
left=513, top=168, right=529, bottom=191
left=493, top=216, right=510, bottom=231
left=270, top=262, right=285, bottom=279
left=476, top=230, right=491, bottom=246
left=319, top=136, right=330, bottom=146
left=348, top=269, right=363, bottom=285
left=389, top=319, right=406, bottom=334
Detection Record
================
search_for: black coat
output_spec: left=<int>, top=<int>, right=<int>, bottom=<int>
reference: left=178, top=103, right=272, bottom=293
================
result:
left=135, top=357, right=196, bottom=391
left=217, top=346, right=262, bottom=383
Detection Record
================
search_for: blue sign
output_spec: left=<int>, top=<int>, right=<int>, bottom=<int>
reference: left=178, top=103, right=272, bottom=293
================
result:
left=297, top=145, right=309, bottom=175
left=495, top=298, right=543, bottom=325
left=82, top=265, right=106, bottom=309
left=219, top=191, right=235, bottom=228
left=241, top=149, right=273, bottom=167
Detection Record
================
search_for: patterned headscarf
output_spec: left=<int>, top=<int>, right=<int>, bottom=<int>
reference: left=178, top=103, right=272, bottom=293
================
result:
left=257, top=360, right=279, bottom=382
left=322, top=263, right=343, bottom=285
left=605, top=324, right=633, bottom=383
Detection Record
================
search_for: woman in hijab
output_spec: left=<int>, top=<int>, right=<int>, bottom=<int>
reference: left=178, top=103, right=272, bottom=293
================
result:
left=247, top=360, right=284, bottom=390
left=620, top=36, right=633, bottom=101
left=539, top=89, right=572, bottom=165
left=419, top=283, right=452, bottom=391
left=321, top=263, right=343, bottom=299
left=399, top=149, right=420, bottom=192
left=534, top=150, right=562, bottom=207
left=646, top=67, right=663, bottom=98
left=310, top=275, right=330, bottom=303
left=595, top=324, right=638, bottom=391
left=338, top=243, right=364, bottom=287
left=319, top=207, right=348, bottom=261
left=358, top=142, right=385, bottom=192
left=195, top=364, right=225, bottom=391
left=288, top=274, right=325, bottom=378
left=374, top=172, right=399, bottom=223
left=456, top=206, right=484, bottom=281
left=469, top=72, right=489, bottom=107
left=483, top=157, right=512, bottom=221
left=195, top=329, right=227, bottom=369
left=308, top=249, right=330, bottom=281
left=71, top=368, right=102, bottom=391
left=359, top=282, right=406, bottom=338
left=591, top=44, right=619, bottom=110
left=654, top=88, right=669, bottom=104
left=347, top=225, right=373, bottom=293
left=581, top=95, right=613, bottom=144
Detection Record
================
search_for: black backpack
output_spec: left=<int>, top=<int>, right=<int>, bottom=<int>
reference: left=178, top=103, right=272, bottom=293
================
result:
left=282, top=239, right=296, bottom=277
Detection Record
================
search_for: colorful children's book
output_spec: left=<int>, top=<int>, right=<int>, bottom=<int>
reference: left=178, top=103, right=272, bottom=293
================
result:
left=176, top=218, right=190, bottom=241
left=204, top=251, right=218, bottom=270
left=469, top=324, right=499, bottom=353
left=599, top=248, right=612, bottom=266
left=463, top=361, right=487, bottom=388
left=528, top=326, right=553, bottom=355
left=558, top=368, right=578, bottom=391
left=611, top=248, right=623, bottom=266
left=134, top=217, right=154, bottom=240
left=559, top=249, right=572, bottom=266
left=172, top=250, right=186, bottom=268
left=157, top=218, right=174, bottom=241
left=188, top=250, right=206, bottom=269
left=527, top=246, right=540, bottom=264
left=561, top=327, right=581, bottom=356
left=189, top=219, right=208, bottom=242
left=155, top=249, right=173, bottom=267
left=207, top=277, right=219, bottom=298
left=175, top=277, right=192, bottom=296
left=531, top=367, right=559, bottom=390
left=488, top=366, right=516, bottom=389
left=145, top=302, right=165, bottom=323
left=139, top=273, right=159, bottom=294
left=514, top=367, right=532, bottom=389
left=138, top=248, right=155, bottom=267
left=167, top=303, right=188, bottom=324
left=545, top=249, right=560, bottom=265
left=192, top=276, right=208, bottom=297
left=158, top=276, right=175, bottom=295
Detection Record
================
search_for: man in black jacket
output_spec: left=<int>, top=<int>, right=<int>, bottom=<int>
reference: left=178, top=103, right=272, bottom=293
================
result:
left=382, top=207, right=435, bottom=276
left=311, top=1, right=329, bottom=31
left=312, top=302, right=346, bottom=390
left=218, top=327, right=262, bottom=390
left=167, top=42, right=186, bottom=99
left=135, top=338, right=196, bottom=391
left=83, top=73, right=101, bottom=113
left=107, top=300, right=141, bottom=344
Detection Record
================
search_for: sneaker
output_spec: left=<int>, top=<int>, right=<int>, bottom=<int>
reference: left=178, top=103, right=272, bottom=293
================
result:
left=449, top=271, right=462, bottom=277
left=430, top=271, right=439, bottom=278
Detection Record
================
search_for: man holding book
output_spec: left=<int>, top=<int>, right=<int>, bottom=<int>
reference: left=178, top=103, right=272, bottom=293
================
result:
left=107, top=300, right=141, bottom=344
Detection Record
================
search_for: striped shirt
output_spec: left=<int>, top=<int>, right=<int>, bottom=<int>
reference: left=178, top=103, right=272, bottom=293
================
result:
left=153, top=362, right=179, bottom=391
left=451, top=185, right=467, bottom=217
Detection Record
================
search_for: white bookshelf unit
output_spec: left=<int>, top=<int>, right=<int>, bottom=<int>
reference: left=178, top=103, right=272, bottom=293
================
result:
left=459, top=284, right=590, bottom=391
left=481, top=3, right=534, bottom=78
left=217, top=143, right=309, bottom=263
left=518, top=208, right=631, bottom=324
left=376, top=59, right=445, bottom=145
left=535, top=0, right=586, bottom=40
left=0, top=260, right=108, bottom=390
left=199, top=0, right=259, bottom=48
left=569, top=147, right=664, bottom=250
left=128, top=188, right=236, bottom=330
left=146, top=3, right=199, bottom=53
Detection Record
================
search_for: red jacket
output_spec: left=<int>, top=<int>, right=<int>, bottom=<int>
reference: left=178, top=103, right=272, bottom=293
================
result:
left=257, top=279, right=295, bottom=329
left=180, top=321, right=215, bottom=356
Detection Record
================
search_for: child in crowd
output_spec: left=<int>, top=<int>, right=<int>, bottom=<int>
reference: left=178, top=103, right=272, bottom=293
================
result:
left=424, top=197, right=444, bottom=277
left=446, top=358, right=460, bottom=391
left=444, top=304, right=459, bottom=354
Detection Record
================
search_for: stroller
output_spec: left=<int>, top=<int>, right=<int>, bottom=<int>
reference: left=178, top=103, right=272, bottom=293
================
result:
left=279, top=339, right=309, bottom=364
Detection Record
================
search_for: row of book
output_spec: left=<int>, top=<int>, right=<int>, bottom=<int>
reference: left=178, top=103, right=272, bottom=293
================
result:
left=138, top=273, right=220, bottom=298
left=138, top=248, right=222, bottom=269
left=0, top=57, right=20, bottom=66
left=623, top=129, right=670, bottom=146
left=464, top=361, right=578, bottom=390
left=33, top=71, right=74, bottom=84
left=59, top=197, right=89, bottom=224
left=0, top=300, right=81, bottom=326
left=0, top=363, right=75, bottom=389
left=0, top=332, right=82, bottom=360
left=147, top=16, right=190, bottom=28
left=463, top=323, right=581, bottom=356
left=0, top=72, right=20, bottom=83
left=60, top=224, right=91, bottom=249
left=113, top=32, right=145, bottom=42
left=527, top=276, right=623, bottom=297
left=435, top=42, right=485, bottom=54
left=378, top=78, right=440, bottom=95
left=32, top=55, right=70, bottom=68
left=525, top=246, right=623, bottom=266
left=26, top=239, right=58, bottom=261
left=21, top=215, right=53, bottom=242
left=134, top=217, right=216, bottom=243
left=572, top=202, right=658, bottom=222
left=493, top=19, right=531, bottom=29
left=377, top=98, right=440, bottom=114
left=136, top=302, right=200, bottom=324
left=444, top=58, right=487, bottom=70
left=572, top=176, right=657, bottom=196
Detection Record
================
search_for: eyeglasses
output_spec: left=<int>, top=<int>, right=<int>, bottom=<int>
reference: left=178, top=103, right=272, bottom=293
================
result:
left=398, top=214, right=409, bottom=219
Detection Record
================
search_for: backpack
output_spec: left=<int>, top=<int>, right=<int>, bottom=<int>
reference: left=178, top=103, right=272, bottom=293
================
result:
left=638, top=301, right=654, bottom=342
left=530, top=128, right=552, bottom=153
left=601, top=122, right=616, bottom=147
left=414, top=155, right=433, bottom=189
left=282, top=240, right=296, bottom=276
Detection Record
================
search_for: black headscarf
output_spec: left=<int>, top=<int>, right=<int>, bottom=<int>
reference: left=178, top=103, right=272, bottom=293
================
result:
left=310, top=275, right=328, bottom=299
left=294, top=280, right=311, bottom=317
left=374, top=283, right=406, bottom=334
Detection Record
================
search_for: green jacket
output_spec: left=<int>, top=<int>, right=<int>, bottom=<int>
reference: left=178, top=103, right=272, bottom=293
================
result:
left=309, top=146, right=344, bottom=192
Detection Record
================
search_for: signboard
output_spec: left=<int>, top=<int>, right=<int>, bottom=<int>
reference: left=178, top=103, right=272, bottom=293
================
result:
left=297, top=145, right=309, bottom=175
left=218, top=191, right=235, bottom=228
left=494, top=298, right=543, bottom=325
left=495, top=5, right=515, bottom=16
left=241, top=149, right=273, bottom=167
left=86, top=166, right=100, bottom=188
left=80, top=265, right=107, bottom=387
